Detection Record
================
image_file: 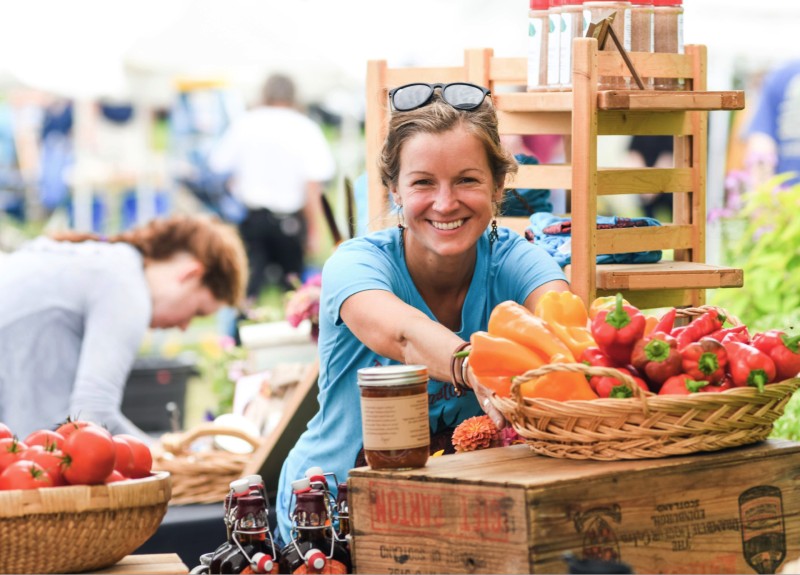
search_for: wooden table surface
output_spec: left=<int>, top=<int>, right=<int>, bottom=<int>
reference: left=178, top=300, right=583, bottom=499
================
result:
left=88, top=554, right=189, bottom=574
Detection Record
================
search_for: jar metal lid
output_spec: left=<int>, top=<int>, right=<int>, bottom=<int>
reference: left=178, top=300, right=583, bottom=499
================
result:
left=357, top=364, right=428, bottom=386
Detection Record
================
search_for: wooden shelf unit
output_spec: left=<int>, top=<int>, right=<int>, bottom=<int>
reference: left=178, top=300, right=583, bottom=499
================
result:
left=365, top=40, right=745, bottom=309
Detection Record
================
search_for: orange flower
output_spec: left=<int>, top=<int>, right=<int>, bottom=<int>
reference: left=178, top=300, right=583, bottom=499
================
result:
left=451, top=415, right=500, bottom=453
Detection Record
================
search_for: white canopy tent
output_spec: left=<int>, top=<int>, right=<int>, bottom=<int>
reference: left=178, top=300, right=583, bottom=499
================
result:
left=0, top=0, right=798, bottom=232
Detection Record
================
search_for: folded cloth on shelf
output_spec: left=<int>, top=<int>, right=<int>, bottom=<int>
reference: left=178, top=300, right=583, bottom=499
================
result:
left=526, top=213, right=663, bottom=267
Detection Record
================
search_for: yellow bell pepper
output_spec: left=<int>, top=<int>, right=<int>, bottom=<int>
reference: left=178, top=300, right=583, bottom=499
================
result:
left=534, top=291, right=597, bottom=359
left=589, top=295, right=631, bottom=320
left=487, top=301, right=575, bottom=362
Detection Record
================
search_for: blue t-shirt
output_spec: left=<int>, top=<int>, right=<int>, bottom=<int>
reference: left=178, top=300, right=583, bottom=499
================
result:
left=747, top=60, right=800, bottom=185
left=275, top=226, right=566, bottom=541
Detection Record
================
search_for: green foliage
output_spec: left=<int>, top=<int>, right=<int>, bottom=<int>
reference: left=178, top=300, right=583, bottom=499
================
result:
left=711, top=175, right=800, bottom=330
left=771, top=389, right=800, bottom=441
left=712, top=175, right=800, bottom=440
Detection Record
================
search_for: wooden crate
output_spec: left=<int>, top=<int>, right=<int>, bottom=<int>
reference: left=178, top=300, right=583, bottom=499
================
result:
left=349, top=439, right=800, bottom=574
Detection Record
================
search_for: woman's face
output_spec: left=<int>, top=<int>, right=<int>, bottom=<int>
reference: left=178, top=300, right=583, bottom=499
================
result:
left=149, top=266, right=223, bottom=330
left=393, top=125, right=499, bottom=259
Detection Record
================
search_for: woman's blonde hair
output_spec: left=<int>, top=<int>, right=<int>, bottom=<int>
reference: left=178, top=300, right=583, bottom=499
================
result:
left=378, top=90, right=518, bottom=193
left=51, top=215, right=248, bottom=307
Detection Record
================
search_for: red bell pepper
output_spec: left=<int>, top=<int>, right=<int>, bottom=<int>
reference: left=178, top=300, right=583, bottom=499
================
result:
left=702, top=374, right=734, bottom=393
left=722, top=340, right=777, bottom=392
left=580, top=347, right=615, bottom=390
left=652, top=308, right=676, bottom=335
left=675, top=309, right=727, bottom=350
left=591, top=293, right=646, bottom=366
left=593, top=367, right=649, bottom=398
left=658, top=374, right=710, bottom=395
left=630, top=332, right=683, bottom=391
left=751, top=330, right=800, bottom=381
left=706, top=325, right=750, bottom=344
left=681, top=337, right=728, bottom=383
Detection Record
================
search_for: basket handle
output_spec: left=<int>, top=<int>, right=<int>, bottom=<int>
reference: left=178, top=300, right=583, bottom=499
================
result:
left=508, top=362, right=654, bottom=415
left=675, top=305, right=741, bottom=326
left=160, top=423, right=262, bottom=455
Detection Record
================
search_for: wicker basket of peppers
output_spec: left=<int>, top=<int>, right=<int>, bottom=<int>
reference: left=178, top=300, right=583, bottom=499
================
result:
left=477, top=292, right=800, bottom=460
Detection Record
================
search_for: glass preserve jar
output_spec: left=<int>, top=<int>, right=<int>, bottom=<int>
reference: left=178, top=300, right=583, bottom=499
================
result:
left=357, top=365, right=430, bottom=470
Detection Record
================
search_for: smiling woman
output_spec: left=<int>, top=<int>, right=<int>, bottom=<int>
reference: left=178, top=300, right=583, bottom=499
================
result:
left=0, top=214, right=247, bottom=442
left=274, top=84, right=570, bottom=544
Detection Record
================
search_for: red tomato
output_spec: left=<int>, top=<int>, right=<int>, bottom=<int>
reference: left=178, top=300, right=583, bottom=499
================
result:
left=61, top=426, right=116, bottom=485
left=114, top=434, right=153, bottom=479
left=112, top=436, right=135, bottom=477
left=0, top=460, right=53, bottom=490
left=24, top=429, right=64, bottom=452
left=104, top=469, right=127, bottom=484
left=25, top=449, right=66, bottom=487
left=55, top=419, right=94, bottom=440
left=0, top=438, right=28, bottom=473
left=0, top=423, right=12, bottom=440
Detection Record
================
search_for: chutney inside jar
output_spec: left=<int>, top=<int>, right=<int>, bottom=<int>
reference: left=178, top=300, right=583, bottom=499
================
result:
left=357, top=365, right=430, bottom=470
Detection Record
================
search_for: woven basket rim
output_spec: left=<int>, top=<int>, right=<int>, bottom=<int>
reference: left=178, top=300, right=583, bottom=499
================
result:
left=493, top=377, right=800, bottom=414
left=0, top=471, right=171, bottom=519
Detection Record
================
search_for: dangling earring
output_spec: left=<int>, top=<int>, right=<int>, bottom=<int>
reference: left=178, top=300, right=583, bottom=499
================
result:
left=489, top=205, right=499, bottom=250
left=397, top=207, right=405, bottom=231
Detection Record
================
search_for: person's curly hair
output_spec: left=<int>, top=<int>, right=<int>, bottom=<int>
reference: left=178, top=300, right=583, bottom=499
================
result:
left=50, top=214, right=248, bottom=307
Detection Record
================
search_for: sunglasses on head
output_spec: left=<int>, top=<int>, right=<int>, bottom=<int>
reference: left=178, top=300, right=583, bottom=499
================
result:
left=388, top=82, right=491, bottom=112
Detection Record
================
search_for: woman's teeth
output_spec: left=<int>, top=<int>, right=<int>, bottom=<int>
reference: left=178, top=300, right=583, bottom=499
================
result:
left=431, top=219, right=464, bottom=230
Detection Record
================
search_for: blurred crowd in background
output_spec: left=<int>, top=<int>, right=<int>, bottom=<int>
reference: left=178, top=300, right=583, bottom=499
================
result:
left=1, top=0, right=798, bottom=290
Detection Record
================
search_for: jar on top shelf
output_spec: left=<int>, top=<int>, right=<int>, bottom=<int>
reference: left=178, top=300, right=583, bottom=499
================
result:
left=527, top=0, right=550, bottom=91
left=547, top=0, right=564, bottom=90
left=583, top=1, right=632, bottom=89
left=559, top=0, right=587, bottom=89
left=629, top=0, right=653, bottom=88
left=653, top=0, right=684, bottom=90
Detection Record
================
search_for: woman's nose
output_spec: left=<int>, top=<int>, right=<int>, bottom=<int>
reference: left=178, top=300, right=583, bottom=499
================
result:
left=432, top=184, right=458, bottom=212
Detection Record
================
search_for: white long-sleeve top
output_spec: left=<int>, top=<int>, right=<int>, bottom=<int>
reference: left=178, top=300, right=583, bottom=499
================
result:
left=0, top=238, right=152, bottom=440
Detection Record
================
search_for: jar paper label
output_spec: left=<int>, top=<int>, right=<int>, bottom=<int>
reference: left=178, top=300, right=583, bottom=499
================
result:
left=360, top=394, right=430, bottom=451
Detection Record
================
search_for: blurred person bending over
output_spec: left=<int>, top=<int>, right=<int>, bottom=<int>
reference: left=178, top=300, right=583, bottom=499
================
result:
left=209, top=73, right=336, bottom=303
left=275, top=82, right=568, bottom=543
left=0, top=215, right=248, bottom=441
left=745, top=59, right=800, bottom=187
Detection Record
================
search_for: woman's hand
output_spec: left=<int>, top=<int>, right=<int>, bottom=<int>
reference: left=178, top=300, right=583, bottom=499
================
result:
left=467, top=367, right=506, bottom=430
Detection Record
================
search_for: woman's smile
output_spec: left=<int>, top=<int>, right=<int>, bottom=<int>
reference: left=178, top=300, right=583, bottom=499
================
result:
left=430, top=218, right=466, bottom=231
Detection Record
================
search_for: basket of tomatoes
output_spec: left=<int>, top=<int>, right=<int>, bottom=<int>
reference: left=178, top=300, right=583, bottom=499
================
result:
left=479, top=293, right=800, bottom=460
left=0, top=419, right=170, bottom=574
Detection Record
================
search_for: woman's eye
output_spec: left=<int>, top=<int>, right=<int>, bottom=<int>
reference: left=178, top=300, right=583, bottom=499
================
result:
left=412, top=179, right=433, bottom=187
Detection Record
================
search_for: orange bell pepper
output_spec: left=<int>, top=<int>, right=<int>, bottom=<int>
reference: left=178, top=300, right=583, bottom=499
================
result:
left=468, top=331, right=547, bottom=377
left=473, top=375, right=514, bottom=398
left=643, top=315, right=659, bottom=337
left=518, top=369, right=599, bottom=401
left=534, top=291, right=597, bottom=359
left=487, top=301, right=575, bottom=362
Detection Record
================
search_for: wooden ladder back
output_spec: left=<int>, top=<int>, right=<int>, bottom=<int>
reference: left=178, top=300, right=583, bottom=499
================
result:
left=364, top=42, right=744, bottom=311
left=567, top=39, right=744, bottom=309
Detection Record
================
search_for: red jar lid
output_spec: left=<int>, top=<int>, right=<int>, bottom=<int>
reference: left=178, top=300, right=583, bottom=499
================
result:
left=530, top=0, right=550, bottom=9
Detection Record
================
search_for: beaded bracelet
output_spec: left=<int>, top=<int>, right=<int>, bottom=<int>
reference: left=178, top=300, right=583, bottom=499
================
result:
left=450, top=342, right=472, bottom=397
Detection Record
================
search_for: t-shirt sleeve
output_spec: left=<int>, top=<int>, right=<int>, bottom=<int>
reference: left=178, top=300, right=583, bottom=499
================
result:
left=493, top=233, right=568, bottom=303
left=321, top=239, right=398, bottom=327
